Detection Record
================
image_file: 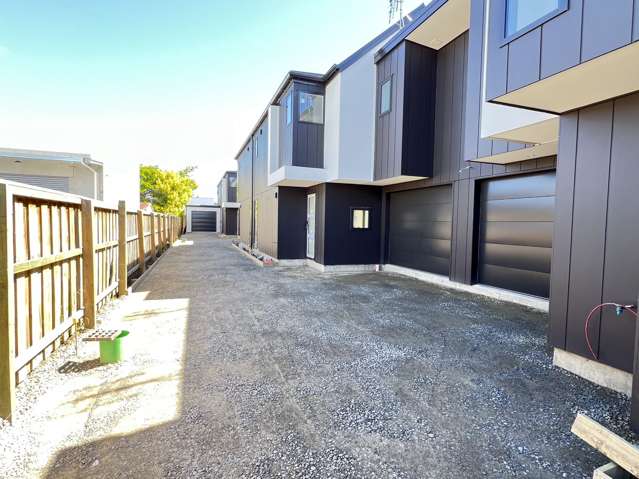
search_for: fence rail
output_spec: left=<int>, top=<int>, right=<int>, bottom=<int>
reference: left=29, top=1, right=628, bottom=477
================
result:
left=0, top=181, right=184, bottom=421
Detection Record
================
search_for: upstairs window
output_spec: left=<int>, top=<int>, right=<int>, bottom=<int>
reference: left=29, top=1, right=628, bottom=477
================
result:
left=351, top=208, right=370, bottom=230
left=380, top=78, right=392, bottom=115
left=285, top=92, right=292, bottom=125
left=505, top=0, right=566, bottom=38
left=229, top=176, right=237, bottom=188
left=299, top=92, right=324, bottom=124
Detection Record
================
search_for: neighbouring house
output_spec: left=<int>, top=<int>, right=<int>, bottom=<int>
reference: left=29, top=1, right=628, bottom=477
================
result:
left=0, top=147, right=104, bottom=199
left=235, top=0, right=639, bottom=398
left=216, top=171, right=239, bottom=236
left=185, top=196, right=220, bottom=233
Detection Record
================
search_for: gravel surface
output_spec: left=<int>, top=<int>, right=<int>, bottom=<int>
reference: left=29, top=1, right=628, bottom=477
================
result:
left=0, top=233, right=635, bottom=478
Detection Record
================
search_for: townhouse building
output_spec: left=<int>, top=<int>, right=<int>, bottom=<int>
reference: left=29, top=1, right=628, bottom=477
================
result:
left=217, top=170, right=239, bottom=236
left=235, top=0, right=639, bottom=393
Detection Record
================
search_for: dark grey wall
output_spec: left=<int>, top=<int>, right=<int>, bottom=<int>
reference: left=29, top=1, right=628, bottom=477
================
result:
left=375, top=43, right=405, bottom=180
left=277, top=187, right=307, bottom=260
left=374, top=41, right=437, bottom=180
left=323, top=184, right=382, bottom=266
left=550, top=92, right=639, bottom=373
left=277, top=81, right=325, bottom=170
left=293, top=82, right=325, bottom=168
left=223, top=208, right=238, bottom=236
left=382, top=30, right=557, bottom=286
left=402, top=41, right=438, bottom=177
left=485, top=0, right=639, bottom=102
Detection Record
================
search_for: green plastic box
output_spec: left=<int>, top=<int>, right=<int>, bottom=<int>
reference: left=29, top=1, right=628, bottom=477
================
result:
left=99, top=330, right=129, bottom=364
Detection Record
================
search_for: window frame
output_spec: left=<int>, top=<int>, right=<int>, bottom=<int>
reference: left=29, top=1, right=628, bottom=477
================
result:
left=379, top=77, right=392, bottom=117
left=298, top=91, right=325, bottom=125
left=285, top=91, right=293, bottom=125
left=350, top=207, right=372, bottom=231
left=502, top=0, right=568, bottom=45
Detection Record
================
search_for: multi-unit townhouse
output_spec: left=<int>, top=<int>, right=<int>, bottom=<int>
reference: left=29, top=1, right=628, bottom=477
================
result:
left=235, top=0, right=639, bottom=397
left=217, top=170, right=239, bottom=236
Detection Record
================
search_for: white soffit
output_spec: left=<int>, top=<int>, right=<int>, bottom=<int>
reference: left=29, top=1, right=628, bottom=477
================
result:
left=495, top=41, right=639, bottom=113
left=407, top=0, right=470, bottom=50
left=487, top=117, right=559, bottom=143
left=372, top=175, right=427, bottom=186
left=473, top=141, right=558, bottom=165
left=268, top=165, right=326, bottom=187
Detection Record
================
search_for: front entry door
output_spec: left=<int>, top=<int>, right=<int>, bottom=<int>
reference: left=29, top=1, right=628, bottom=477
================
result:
left=306, top=194, right=316, bottom=259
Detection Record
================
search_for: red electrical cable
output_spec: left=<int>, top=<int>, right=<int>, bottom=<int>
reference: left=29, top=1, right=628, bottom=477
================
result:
left=584, top=303, right=638, bottom=360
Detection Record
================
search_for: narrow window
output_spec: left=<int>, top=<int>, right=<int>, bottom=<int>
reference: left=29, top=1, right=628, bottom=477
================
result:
left=351, top=208, right=370, bottom=230
left=380, top=78, right=391, bottom=115
left=299, top=92, right=324, bottom=124
left=229, top=176, right=237, bottom=188
left=285, top=92, right=292, bottom=125
left=505, top=0, right=565, bottom=38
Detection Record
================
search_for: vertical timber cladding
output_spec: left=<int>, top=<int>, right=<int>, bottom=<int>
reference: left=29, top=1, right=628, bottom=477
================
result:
left=551, top=93, right=639, bottom=372
left=388, top=185, right=452, bottom=276
left=477, top=171, right=555, bottom=298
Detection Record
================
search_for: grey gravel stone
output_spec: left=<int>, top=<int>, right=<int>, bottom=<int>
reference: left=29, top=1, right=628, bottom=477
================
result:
left=0, top=233, right=635, bottom=479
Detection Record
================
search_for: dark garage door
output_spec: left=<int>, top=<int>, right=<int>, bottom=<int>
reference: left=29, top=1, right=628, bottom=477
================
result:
left=191, top=210, right=217, bottom=232
left=477, top=171, right=555, bottom=298
left=388, top=185, right=452, bottom=276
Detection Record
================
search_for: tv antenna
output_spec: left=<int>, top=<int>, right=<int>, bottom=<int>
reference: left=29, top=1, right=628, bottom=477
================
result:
left=389, top=0, right=405, bottom=27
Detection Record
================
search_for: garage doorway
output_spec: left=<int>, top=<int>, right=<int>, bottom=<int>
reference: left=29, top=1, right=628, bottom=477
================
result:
left=387, top=185, right=452, bottom=276
left=476, top=171, right=556, bottom=298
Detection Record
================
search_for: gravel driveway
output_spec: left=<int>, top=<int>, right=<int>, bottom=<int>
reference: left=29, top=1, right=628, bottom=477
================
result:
left=0, top=233, right=634, bottom=478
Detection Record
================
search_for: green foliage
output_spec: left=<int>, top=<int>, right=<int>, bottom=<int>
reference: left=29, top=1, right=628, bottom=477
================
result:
left=140, top=165, right=198, bottom=216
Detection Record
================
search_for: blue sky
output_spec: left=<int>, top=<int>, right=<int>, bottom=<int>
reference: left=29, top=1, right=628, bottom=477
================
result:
left=0, top=0, right=423, bottom=199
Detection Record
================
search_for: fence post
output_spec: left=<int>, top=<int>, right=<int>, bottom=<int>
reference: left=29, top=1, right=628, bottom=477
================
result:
left=136, top=210, right=145, bottom=273
left=163, top=215, right=167, bottom=249
left=81, top=199, right=96, bottom=329
left=117, top=201, right=127, bottom=296
left=150, top=213, right=156, bottom=259
left=0, top=184, right=15, bottom=422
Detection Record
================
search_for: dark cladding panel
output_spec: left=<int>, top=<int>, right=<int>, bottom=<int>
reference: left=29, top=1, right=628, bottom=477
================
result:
left=401, top=41, right=437, bottom=178
left=598, top=94, right=639, bottom=371
left=581, top=0, right=633, bottom=62
left=485, top=0, right=508, bottom=99
left=540, top=0, right=582, bottom=78
left=292, top=81, right=325, bottom=169
left=485, top=0, right=639, bottom=100
left=322, top=184, right=382, bottom=265
left=564, top=102, right=613, bottom=358
left=225, top=209, right=238, bottom=236
left=375, top=45, right=405, bottom=181
left=277, top=187, right=307, bottom=260
left=506, top=28, right=541, bottom=92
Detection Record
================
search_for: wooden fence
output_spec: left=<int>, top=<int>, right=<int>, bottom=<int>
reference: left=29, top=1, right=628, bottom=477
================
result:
left=0, top=181, right=184, bottom=421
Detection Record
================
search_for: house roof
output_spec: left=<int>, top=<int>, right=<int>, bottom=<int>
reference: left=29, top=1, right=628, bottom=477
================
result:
left=234, top=5, right=428, bottom=160
left=0, top=147, right=101, bottom=166
left=374, top=0, right=449, bottom=62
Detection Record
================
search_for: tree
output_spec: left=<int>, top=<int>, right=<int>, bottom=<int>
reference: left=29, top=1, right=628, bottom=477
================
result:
left=140, top=165, right=198, bottom=216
